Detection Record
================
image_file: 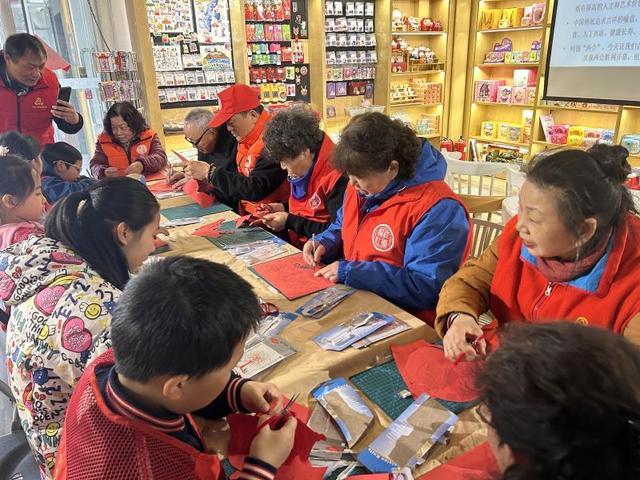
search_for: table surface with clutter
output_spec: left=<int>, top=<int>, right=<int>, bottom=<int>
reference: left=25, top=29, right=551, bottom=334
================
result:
left=148, top=163, right=487, bottom=479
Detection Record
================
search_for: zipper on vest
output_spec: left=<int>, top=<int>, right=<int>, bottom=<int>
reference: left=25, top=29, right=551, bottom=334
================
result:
left=16, top=95, right=21, bottom=132
left=532, top=282, right=554, bottom=321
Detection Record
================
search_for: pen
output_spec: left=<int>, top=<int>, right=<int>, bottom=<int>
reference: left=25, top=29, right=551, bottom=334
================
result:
left=311, top=233, right=317, bottom=267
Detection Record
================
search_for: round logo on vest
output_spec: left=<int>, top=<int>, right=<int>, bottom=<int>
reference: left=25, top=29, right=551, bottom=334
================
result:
left=576, top=316, right=589, bottom=325
left=371, top=224, right=395, bottom=252
left=309, top=192, right=321, bottom=209
left=136, top=145, right=148, bottom=155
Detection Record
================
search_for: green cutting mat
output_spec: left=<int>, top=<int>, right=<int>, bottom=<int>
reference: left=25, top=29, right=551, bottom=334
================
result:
left=206, top=220, right=273, bottom=249
left=160, top=202, right=230, bottom=220
left=350, top=360, right=479, bottom=419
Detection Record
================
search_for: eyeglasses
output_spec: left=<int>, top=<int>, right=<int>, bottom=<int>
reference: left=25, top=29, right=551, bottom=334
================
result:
left=60, top=161, right=81, bottom=173
left=185, top=128, right=212, bottom=147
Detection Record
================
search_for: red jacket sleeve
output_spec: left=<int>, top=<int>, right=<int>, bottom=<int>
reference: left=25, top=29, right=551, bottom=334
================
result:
left=138, top=134, right=167, bottom=173
left=89, top=141, right=109, bottom=178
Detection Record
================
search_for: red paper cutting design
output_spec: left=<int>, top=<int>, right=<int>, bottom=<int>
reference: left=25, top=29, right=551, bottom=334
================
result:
left=145, top=171, right=169, bottom=182
left=417, top=442, right=500, bottom=480
left=251, top=253, right=334, bottom=300
left=227, top=412, right=326, bottom=480
left=192, top=219, right=228, bottom=238
left=392, top=340, right=483, bottom=403
left=183, top=178, right=215, bottom=208
left=147, top=180, right=174, bottom=193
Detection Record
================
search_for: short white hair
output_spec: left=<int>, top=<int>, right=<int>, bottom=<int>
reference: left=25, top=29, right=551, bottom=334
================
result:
left=184, top=108, right=214, bottom=129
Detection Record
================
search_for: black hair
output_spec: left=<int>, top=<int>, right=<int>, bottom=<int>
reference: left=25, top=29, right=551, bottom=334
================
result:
left=103, top=101, right=149, bottom=139
left=111, top=256, right=261, bottom=381
left=477, top=322, right=640, bottom=480
left=263, top=106, right=324, bottom=164
left=333, top=112, right=421, bottom=179
left=4, top=33, right=46, bottom=62
left=526, top=145, right=636, bottom=258
left=0, top=155, right=35, bottom=205
left=41, top=142, right=82, bottom=167
left=0, top=131, right=40, bottom=162
left=44, top=177, right=159, bottom=290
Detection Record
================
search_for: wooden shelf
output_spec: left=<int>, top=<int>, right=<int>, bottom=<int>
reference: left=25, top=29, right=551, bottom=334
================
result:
left=391, top=70, right=445, bottom=77
left=391, top=31, right=447, bottom=36
left=417, top=133, right=441, bottom=139
left=471, top=136, right=529, bottom=148
left=474, top=102, right=535, bottom=108
left=532, top=140, right=562, bottom=147
left=478, top=26, right=544, bottom=33
left=389, top=102, right=441, bottom=108
left=475, top=63, right=540, bottom=68
left=537, top=104, right=619, bottom=114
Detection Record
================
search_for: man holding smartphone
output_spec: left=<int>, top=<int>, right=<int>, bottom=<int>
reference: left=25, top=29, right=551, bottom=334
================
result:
left=0, top=33, right=83, bottom=147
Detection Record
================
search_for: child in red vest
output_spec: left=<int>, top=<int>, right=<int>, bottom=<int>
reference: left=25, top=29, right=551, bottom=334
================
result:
left=303, top=113, right=470, bottom=323
left=260, top=106, right=348, bottom=248
left=54, top=256, right=296, bottom=480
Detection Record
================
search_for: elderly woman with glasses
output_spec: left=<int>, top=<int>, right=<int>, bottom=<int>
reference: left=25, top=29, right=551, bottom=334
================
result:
left=90, top=101, right=167, bottom=179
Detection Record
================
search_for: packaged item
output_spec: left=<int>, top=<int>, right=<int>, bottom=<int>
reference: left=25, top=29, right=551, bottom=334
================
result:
left=314, top=312, right=395, bottom=351
left=513, top=68, right=537, bottom=87
left=621, top=134, right=640, bottom=155
left=481, top=121, right=497, bottom=138
left=568, top=125, right=586, bottom=138
left=497, top=86, right=512, bottom=104
left=511, top=86, right=528, bottom=105
left=357, top=394, right=458, bottom=473
left=549, top=124, right=569, bottom=145
left=539, top=113, right=555, bottom=143
left=313, top=378, right=374, bottom=448
left=474, top=80, right=505, bottom=103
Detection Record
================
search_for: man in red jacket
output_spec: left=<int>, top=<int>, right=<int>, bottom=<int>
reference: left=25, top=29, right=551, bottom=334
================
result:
left=0, top=33, right=83, bottom=146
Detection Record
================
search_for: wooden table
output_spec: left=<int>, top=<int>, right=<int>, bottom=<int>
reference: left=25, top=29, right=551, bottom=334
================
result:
left=155, top=192, right=486, bottom=475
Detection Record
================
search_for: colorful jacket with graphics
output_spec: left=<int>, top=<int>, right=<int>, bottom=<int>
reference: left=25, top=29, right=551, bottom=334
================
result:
left=315, top=141, right=470, bottom=318
left=0, top=235, right=119, bottom=478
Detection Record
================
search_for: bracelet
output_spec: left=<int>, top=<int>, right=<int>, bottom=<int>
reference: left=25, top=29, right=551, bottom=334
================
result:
left=207, top=163, right=216, bottom=182
left=446, top=313, right=460, bottom=331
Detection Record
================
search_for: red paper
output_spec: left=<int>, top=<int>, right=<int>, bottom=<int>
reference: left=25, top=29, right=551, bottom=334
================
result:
left=251, top=253, right=333, bottom=300
left=269, top=398, right=311, bottom=424
left=154, top=238, right=168, bottom=249
left=227, top=413, right=326, bottom=480
left=417, top=442, right=500, bottom=480
left=392, top=341, right=482, bottom=403
left=236, top=214, right=265, bottom=228
left=192, top=219, right=227, bottom=238
left=144, top=171, right=169, bottom=182
left=147, top=180, right=174, bottom=193
left=347, top=475, right=391, bottom=479
left=183, top=178, right=215, bottom=208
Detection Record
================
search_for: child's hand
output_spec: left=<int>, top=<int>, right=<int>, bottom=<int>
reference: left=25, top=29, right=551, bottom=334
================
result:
left=249, top=416, right=297, bottom=468
left=315, top=261, right=340, bottom=283
left=104, top=167, right=120, bottom=177
left=302, top=240, right=325, bottom=266
left=240, top=381, right=282, bottom=414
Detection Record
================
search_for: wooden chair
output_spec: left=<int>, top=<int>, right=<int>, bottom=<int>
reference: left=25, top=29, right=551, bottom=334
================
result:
left=469, top=218, right=504, bottom=260
left=506, top=166, right=526, bottom=197
left=444, top=156, right=510, bottom=221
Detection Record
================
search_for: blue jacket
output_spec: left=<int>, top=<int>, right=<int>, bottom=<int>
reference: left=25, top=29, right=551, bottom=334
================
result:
left=315, top=141, right=469, bottom=312
left=41, top=163, right=95, bottom=205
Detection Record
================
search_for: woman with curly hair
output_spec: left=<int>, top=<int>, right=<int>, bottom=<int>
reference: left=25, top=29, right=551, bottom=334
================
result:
left=261, top=106, right=348, bottom=247
left=303, top=112, right=470, bottom=323
left=90, top=101, right=167, bottom=178
left=477, top=321, right=640, bottom=480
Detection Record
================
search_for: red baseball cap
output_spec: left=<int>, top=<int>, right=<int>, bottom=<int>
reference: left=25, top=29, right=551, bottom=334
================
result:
left=209, top=85, right=261, bottom=128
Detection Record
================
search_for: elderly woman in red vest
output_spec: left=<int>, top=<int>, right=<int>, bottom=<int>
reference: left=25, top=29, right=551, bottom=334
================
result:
left=438, top=144, right=640, bottom=362
left=260, top=106, right=348, bottom=248
left=303, top=112, right=471, bottom=323
left=90, top=101, right=167, bottom=178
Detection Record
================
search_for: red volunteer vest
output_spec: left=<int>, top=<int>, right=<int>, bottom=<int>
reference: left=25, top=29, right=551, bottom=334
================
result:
left=54, top=350, right=222, bottom=480
left=288, top=134, right=342, bottom=247
left=490, top=214, right=640, bottom=333
left=97, top=129, right=155, bottom=172
left=236, top=110, right=289, bottom=214
left=0, top=62, right=59, bottom=146
left=342, top=180, right=471, bottom=323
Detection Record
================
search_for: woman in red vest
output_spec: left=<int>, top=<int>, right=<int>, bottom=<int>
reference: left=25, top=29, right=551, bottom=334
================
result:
left=90, top=101, right=167, bottom=178
left=260, top=106, right=348, bottom=248
left=438, top=145, right=640, bottom=361
left=303, top=112, right=471, bottom=323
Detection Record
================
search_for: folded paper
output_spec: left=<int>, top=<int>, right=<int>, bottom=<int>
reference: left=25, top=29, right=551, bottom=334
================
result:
left=417, top=442, right=500, bottom=480
left=183, top=178, right=215, bottom=208
left=392, top=341, right=482, bottom=403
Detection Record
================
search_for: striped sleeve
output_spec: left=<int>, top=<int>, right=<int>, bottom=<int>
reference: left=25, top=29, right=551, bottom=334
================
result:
left=237, top=457, right=277, bottom=480
left=192, top=374, right=250, bottom=419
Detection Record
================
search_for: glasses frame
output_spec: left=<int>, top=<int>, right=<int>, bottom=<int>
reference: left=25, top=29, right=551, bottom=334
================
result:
left=185, top=127, right=212, bottom=147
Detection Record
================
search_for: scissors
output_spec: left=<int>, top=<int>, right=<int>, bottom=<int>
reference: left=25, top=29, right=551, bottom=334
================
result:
left=268, top=393, right=299, bottom=429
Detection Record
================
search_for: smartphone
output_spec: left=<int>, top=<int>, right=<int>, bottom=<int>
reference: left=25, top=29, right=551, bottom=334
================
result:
left=57, top=86, right=72, bottom=103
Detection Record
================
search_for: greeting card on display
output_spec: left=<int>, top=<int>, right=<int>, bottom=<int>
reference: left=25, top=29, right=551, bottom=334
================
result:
left=194, top=0, right=231, bottom=44
left=152, top=45, right=183, bottom=71
left=146, top=0, right=194, bottom=34
left=250, top=253, right=334, bottom=300
left=201, top=45, right=235, bottom=78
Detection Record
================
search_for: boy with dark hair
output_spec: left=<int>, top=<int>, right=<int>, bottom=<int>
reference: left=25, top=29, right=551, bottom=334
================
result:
left=54, top=256, right=296, bottom=480
left=41, top=141, right=95, bottom=203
